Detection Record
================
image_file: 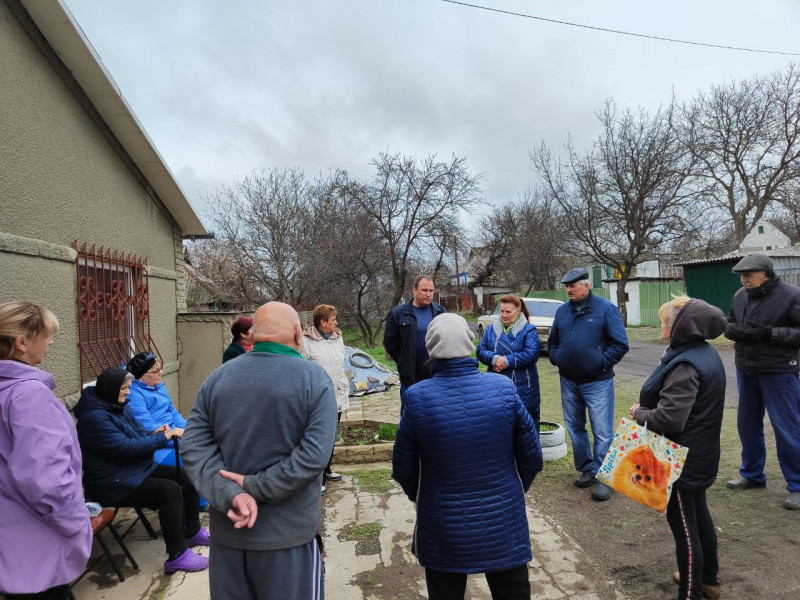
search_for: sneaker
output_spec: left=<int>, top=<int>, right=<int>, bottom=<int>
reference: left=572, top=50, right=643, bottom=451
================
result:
left=574, top=471, right=596, bottom=488
left=321, top=484, right=326, bottom=495
left=186, top=525, right=210, bottom=547
left=785, top=492, right=800, bottom=510
left=164, top=549, right=209, bottom=574
left=726, top=475, right=766, bottom=490
left=325, top=470, right=342, bottom=481
left=591, top=481, right=613, bottom=501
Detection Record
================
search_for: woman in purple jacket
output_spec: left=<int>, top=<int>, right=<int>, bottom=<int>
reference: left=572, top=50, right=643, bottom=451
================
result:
left=0, top=302, right=92, bottom=599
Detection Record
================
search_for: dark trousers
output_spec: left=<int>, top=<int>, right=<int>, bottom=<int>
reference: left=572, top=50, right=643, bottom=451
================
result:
left=5, top=585, right=69, bottom=600
left=115, top=464, right=201, bottom=556
left=666, top=488, right=719, bottom=600
left=736, top=369, right=800, bottom=491
left=324, top=411, right=343, bottom=475
left=209, top=537, right=323, bottom=600
left=424, top=564, right=530, bottom=600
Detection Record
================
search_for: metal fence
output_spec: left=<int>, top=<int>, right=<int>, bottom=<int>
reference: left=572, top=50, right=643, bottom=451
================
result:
left=638, top=281, right=687, bottom=327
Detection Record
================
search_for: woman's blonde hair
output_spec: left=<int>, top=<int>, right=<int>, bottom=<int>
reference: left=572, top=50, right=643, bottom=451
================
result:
left=0, top=301, right=59, bottom=359
left=658, top=295, right=692, bottom=329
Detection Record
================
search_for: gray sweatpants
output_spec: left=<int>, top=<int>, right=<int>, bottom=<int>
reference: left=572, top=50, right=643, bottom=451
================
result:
left=209, top=538, right=324, bottom=600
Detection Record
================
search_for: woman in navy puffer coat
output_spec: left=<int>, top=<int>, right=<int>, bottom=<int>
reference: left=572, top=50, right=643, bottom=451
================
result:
left=393, top=314, right=542, bottom=599
left=477, top=295, right=542, bottom=428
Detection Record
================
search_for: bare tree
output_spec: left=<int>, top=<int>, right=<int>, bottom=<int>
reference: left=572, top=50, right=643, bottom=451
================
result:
left=533, top=100, right=700, bottom=324
left=204, top=167, right=314, bottom=305
left=677, top=64, right=800, bottom=240
left=302, top=171, right=395, bottom=346
left=344, top=151, right=484, bottom=306
left=186, top=240, right=264, bottom=310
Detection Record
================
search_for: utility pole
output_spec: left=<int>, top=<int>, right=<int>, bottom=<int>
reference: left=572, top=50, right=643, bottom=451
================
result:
left=454, top=244, right=462, bottom=312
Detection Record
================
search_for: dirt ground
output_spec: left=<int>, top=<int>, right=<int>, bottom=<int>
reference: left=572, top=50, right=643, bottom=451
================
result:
left=534, top=361, right=800, bottom=600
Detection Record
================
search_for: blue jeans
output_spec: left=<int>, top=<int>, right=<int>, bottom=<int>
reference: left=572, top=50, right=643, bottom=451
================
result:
left=736, top=369, right=800, bottom=492
left=560, top=377, right=615, bottom=476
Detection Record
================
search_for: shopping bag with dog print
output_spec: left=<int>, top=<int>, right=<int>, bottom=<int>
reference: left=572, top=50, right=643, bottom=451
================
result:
left=596, top=418, right=689, bottom=514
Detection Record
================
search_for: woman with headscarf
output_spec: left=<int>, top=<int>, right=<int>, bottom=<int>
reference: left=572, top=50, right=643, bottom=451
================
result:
left=0, top=301, right=92, bottom=599
left=477, top=294, right=542, bottom=428
left=629, top=296, right=726, bottom=600
left=223, top=316, right=254, bottom=363
left=75, top=367, right=210, bottom=574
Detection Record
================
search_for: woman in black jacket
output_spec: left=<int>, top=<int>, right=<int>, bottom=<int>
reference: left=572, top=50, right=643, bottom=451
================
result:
left=75, top=367, right=209, bottom=574
left=629, top=297, right=726, bottom=600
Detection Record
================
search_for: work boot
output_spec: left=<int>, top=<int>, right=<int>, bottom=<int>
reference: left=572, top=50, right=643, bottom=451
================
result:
left=591, top=481, right=613, bottom=501
left=785, top=492, right=800, bottom=510
left=574, top=471, right=596, bottom=488
left=186, top=525, right=210, bottom=547
left=164, top=549, right=209, bottom=574
left=672, top=572, right=721, bottom=599
left=726, top=475, right=766, bottom=489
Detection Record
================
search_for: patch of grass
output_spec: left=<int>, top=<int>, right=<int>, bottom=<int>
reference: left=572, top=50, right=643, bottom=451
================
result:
left=377, top=423, right=398, bottom=440
left=339, top=521, right=382, bottom=555
left=341, top=326, right=396, bottom=370
left=340, top=521, right=381, bottom=540
left=349, top=468, right=396, bottom=494
left=624, top=326, right=663, bottom=344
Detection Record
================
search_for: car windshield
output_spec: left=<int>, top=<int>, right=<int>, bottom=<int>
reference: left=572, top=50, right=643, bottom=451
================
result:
left=524, top=300, right=560, bottom=318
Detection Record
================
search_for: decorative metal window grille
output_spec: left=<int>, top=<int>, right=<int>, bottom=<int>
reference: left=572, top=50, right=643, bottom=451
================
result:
left=74, top=241, right=161, bottom=384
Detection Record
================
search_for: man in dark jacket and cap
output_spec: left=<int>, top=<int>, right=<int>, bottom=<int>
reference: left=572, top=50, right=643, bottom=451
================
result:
left=724, top=253, right=800, bottom=510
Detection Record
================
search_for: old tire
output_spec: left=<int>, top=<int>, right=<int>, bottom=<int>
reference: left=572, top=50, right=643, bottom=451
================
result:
left=539, top=421, right=565, bottom=448
left=542, top=442, right=568, bottom=461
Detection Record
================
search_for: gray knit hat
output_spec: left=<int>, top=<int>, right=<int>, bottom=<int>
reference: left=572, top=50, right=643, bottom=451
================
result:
left=425, top=314, right=475, bottom=360
left=732, top=254, right=774, bottom=273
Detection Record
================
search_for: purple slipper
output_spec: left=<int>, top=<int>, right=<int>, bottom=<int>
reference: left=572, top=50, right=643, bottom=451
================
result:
left=164, top=548, right=209, bottom=574
left=187, top=525, right=211, bottom=547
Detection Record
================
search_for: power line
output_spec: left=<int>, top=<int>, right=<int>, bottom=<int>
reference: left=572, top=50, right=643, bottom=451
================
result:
left=441, top=0, right=799, bottom=57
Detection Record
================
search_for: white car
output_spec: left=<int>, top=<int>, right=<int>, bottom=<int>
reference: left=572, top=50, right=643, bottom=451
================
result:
left=476, top=297, right=563, bottom=352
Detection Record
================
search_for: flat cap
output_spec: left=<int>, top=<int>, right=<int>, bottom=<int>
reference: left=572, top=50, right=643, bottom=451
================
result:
left=560, top=267, right=590, bottom=285
left=732, top=254, right=773, bottom=273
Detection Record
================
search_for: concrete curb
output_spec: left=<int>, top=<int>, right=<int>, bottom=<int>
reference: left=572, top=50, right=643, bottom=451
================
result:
left=333, top=419, right=394, bottom=464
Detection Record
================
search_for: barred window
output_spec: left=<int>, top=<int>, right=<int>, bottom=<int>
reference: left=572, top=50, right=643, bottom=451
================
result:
left=74, top=241, right=161, bottom=385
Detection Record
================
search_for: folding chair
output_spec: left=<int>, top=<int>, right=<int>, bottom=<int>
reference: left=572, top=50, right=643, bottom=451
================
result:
left=68, top=509, right=138, bottom=597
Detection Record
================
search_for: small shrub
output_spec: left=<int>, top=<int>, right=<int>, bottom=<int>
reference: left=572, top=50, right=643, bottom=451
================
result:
left=377, top=423, right=398, bottom=440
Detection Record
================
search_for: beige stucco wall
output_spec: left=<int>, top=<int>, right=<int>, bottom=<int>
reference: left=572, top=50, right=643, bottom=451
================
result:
left=0, top=4, right=186, bottom=403
left=176, top=313, right=238, bottom=415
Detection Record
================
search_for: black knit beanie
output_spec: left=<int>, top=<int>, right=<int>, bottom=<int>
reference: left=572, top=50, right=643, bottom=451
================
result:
left=127, top=352, right=157, bottom=379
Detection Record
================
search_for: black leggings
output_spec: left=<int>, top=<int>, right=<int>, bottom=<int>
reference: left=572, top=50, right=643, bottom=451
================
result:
left=424, top=564, right=530, bottom=600
left=115, top=464, right=201, bottom=556
left=666, top=487, right=719, bottom=600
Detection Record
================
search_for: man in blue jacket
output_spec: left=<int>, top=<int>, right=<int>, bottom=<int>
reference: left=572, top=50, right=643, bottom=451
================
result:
left=383, top=275, right=446, bottom=413
left=549, top=268, right=629, bottom=501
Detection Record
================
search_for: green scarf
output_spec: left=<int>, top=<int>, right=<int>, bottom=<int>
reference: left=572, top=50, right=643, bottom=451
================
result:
left=502, top=322, right=514, bottom=334
left=250, top=341, right=303, bottom=358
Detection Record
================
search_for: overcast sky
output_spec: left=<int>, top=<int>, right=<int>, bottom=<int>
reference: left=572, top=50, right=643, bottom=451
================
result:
left=63, top=0, right=799, bottom=231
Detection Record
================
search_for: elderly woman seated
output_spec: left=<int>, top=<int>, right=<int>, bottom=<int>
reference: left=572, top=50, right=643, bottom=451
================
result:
left=75, top=367, right=209, bottom=574
left=126, top=352, right=185, bottom=466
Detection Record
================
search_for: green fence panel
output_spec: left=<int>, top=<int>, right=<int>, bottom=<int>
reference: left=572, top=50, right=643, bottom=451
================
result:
left=638, top=281, right=686, bottom=327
